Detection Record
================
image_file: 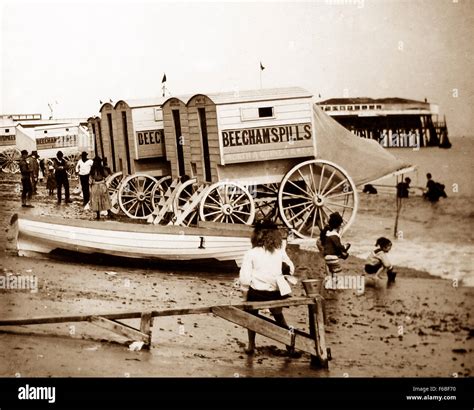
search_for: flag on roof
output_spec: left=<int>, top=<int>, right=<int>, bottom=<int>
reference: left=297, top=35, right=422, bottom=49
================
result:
left=260, top=62, right=265, bottom=71
left=162, top=73, right=167, bottom=83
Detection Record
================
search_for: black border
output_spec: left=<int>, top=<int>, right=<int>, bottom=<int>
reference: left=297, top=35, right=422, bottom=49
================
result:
left=0, top=377, right=472, bottom=409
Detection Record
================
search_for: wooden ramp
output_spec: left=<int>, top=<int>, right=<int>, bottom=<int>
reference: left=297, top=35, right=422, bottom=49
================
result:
left=0, top=295, right=330, bottom=369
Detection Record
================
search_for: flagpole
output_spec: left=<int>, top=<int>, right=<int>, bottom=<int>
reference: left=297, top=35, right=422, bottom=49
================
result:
left=260, top=70, right=262, bottom=89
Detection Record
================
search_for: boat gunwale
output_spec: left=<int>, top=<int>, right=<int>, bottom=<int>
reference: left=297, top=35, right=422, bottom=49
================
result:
left=16, top=213, right=253, bottom=238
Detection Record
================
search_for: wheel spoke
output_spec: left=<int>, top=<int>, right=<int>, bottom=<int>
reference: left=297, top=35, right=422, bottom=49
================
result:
left=282, top=192, right=312, bottom=201
left=287, top=203, right=313, bottom=223
left=233, top=209, right=252, bottom=217
left=317, top=164, right=325, bottom=194
left=203, top=203, right=221, bottom=210
left=323, top=204, right=338, bottom=216
left=232, top=213, right=247, bottom=224
left=208, top=194, right=222, bottom=206
left=325, top=191, right=353, bottom=200
left=320, top=207, right=330, bottom=224
left=297, top=207, right=314, bottom=232
left=284, top=200, right=313, bottom=210
left=232, top=192, right=246, bottom=205
left=309, top=164, right=317, bottom=195
left=203, top=209, right=222, bottom=217
left=121, top=198, right=137, bottom=206
left=310, top=205, right=318, bottom=237
left=297, top=169, right=314, bottom=195
left=216, top=187, right=224, bottom=203
left=288, top=179, right=312, bottom=197
left=322, top=179, right=346, bottom=197
left=320, top=169, right=336, bottom=195
left=325, top=201, right=354, bottom=210
left=143, top=182, right=155, bottom=195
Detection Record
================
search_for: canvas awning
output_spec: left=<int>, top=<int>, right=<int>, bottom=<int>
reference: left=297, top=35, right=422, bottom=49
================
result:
left=313, top=104, right=411, bottom=186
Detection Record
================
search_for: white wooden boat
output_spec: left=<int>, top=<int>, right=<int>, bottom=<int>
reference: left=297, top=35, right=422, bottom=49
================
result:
left=9, top=213, right=253, bottom=267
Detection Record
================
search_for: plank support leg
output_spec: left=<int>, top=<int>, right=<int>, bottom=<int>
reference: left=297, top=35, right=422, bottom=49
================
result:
left=140, top=312, right=153, bottom=349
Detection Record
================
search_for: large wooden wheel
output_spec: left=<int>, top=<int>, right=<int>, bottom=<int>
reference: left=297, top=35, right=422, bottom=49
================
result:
left=278, top=159, right=358, bottom=239
left=0, top=148, right=21, bottom=174
left=199, top=181, right=255, bottom=225
left=105, top=171, right=123, bottom=215
left=118, top=174, right=158, bottom=219
left=172, top=178, right=200, bottom=226
left=64, top=152, right=81, bottom=180
left=151, top=176, right=172, bottom=212
left=253, top=183, right=279, bottom=222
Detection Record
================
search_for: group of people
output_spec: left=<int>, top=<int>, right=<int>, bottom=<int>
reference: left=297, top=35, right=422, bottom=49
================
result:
left=238, top=212, right=395, bottom=356
left=19, top=150, right=113, bottom=220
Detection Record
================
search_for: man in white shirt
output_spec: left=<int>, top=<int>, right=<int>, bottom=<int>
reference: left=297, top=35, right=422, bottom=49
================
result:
left=75, top=152, right=94, bottom=206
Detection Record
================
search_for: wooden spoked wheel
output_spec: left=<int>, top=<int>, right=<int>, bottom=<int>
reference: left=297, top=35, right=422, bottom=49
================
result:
left=118, top=174, right=158, bottom=219
left=278, top=159, right=358, bottom=239
left=105, top=172, right=123, bottom=215
left=252, top=183, right=279, bottom=222
left=172, top=178, right=200, bottom=226
left=151, top=176, right=173, bottom=213
left=64, top=152, right=81, bottom=180
left=199, top=181, right=255, bottom=225
left=0, top=148, right=21, bottom=174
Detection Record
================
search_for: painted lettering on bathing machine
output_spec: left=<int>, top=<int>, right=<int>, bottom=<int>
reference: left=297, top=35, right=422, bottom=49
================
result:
left=221, top=123, right=314, bottom=164
left=36, top=135, right=78, bottom=149
left=135, top=129, right=165, bottom=159
left=0, top=134, right=16, bottom=146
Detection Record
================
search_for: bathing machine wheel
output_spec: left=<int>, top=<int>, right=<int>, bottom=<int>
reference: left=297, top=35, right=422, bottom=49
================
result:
left=278, top=159, right=358, bottom=239
left=252, top=183, right=279, bottom=222
left=199, top=181, right=255, bottom=225
left=64, top=152, right=81, bottom=180
left=0, top=148, right=21, bottom=174
left=105, top=171, right=123, bottom=215
left=118, top=174, right=158, bottom=219
left=172, top=178, right=201, bottom=226
left=151, top=176, right=173, bottom=213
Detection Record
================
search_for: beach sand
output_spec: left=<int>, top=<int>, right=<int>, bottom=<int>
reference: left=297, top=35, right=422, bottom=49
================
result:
left=0, top=162, right=473, bottom=377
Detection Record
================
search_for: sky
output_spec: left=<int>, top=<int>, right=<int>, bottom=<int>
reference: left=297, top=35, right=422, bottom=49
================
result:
left=1, top=0, right=473, bottom=136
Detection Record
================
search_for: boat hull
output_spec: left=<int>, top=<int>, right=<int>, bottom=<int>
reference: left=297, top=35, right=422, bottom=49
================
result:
left=12, top=214, right=252, bottom=267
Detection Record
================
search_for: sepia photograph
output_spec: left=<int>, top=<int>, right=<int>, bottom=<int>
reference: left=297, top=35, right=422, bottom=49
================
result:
left=0, top=0, right=472, bottom=407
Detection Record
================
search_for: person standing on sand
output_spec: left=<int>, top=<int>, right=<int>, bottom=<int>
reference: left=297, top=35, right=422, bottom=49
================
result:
left=89, top=156, right=112, bottom=220
left=46, top=166, right=56, bottom=196
left=239, top=220, right=299, bottom=357
left=19, top=150, right=34, bottom=208
left=76, top=151, right=93, bottom=207
left=29, top=151, right=40, bottom=195
left=364, top=237, right=397, bottom=287
left=53, top=151, right=72, bottom=205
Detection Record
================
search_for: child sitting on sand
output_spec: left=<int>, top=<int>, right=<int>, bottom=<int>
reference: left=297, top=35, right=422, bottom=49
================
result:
left=364, top=237, right=397, bottom=285
left=317, top=212, right=350, bottom=274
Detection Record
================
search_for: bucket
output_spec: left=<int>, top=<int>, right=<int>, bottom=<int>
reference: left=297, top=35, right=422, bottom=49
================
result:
left=302, top=279, right=321, bottom=296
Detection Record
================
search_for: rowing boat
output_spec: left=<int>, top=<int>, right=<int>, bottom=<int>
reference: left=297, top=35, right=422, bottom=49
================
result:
left=9, top=214, right=253, bottom=267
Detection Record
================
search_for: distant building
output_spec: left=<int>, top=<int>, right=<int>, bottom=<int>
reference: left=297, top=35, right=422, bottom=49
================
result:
left=317, top=97, right=451, bottom=148
left=0, top=113, right=93, bottom=159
